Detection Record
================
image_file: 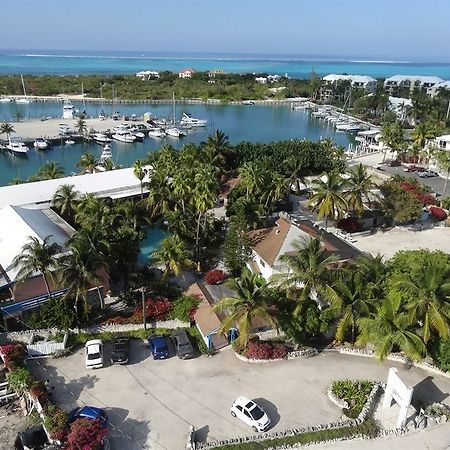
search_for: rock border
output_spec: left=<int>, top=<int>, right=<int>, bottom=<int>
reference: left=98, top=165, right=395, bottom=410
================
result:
left=234, top=347, right=318, bottom=364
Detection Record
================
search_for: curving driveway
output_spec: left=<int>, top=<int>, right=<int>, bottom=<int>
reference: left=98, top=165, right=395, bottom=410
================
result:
left=29, top=340, right=450, bottom=450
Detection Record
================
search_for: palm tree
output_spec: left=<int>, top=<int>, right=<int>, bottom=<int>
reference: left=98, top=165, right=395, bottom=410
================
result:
left=133, top=159, right=148, bottom=200
left=152, top=235, right=193, bottom=279
left=9, top=177, right=24, bottom=185
left=76, top=153, right=97, bottom=173
left=330, top=272, right=375, bottom=343
left=13, top=236, right=61, bottom=301
left=240, top=162, right=264, bottom=199
left=213, top=268, right=277, bottom=348
left=202, top=129, right=233, bottom=170
left=271, top=237, right=340, bottom=316
left=357, top=295, right=426, bottom=361
left=356, top=254, right=387, bottom=300
left=393, top=262, right=450, bottom=343
left=284, top=155, right=306, bottom=194
left=307, top=171, right=348, bottom=229
left=436, top=151, right=450, bottom=197
left=76, top=117, right=87, bottom=137
left=146, top=170, right=172, bottom=218
left=36, top=161, right=65, bottom=180
left=57, top=242, right=103, bottom=316
left=345, top=164, right=374, bottom=214
left=380, top=121, right=403, bottom=162
left=0, top=122, right=15, bottom=142
left=411, top=122, right=435, bottom=154
left=52, top=184, right=80, bottom=220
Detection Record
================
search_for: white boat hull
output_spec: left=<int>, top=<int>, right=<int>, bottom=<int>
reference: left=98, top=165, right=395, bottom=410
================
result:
left=34, top=142, right=48, bottom=150
left=112, top=133, right=136, bottom=143
left=7, top=144, right=29, bottom=155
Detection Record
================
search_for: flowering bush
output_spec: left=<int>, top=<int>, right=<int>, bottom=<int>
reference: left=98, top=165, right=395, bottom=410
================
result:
left=0, top=343, right=25, bottom=370
left=44, top=403, right=69, bottom=441
left=29, top=381, right=48, bottom=404
left=204, top=269, right=228, bottom=285
left=245, top=338, right=288, bottom=360
left=399, top=180, right=436, bottom=206
left=430, top=206, right=447, bottom=220
left=104, top=298, right=171, bottom=325
left=171, top=296, right=200, bottom=322
left=65, top=418, right=107, bottom=450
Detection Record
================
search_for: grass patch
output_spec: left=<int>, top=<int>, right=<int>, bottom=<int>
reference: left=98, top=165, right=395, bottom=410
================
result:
left=212, top=419, right=378, bottom=450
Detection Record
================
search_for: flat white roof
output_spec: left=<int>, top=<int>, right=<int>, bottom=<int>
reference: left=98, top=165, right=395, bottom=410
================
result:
left=323, top=74, right=376, bottom=83
left=0, top=167, right=149, bottom=209
left=385, top=75, right=444, bottom=84
left=0, top=205, right=71, bottom=287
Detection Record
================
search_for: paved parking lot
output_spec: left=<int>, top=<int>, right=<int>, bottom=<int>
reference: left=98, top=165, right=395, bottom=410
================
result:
left=29, top=341, right=450, bottom=450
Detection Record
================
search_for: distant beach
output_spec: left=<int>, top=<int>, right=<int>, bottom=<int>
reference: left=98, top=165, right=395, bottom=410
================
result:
left=1, top=50, right=450, bottom=79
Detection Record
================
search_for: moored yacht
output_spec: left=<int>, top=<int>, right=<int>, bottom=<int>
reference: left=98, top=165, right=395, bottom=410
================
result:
left=33, top=137, right=49, bottom=150
left=165, top=127, right=181, bottom=138
left=100, top=144, right=113, bottom=161
left=92, top=133, right=112, bottom=144
left=180, top=112, right=207, bottom=127
left=148, top=127, right=165, bottom=138
left=112, top=129, right=137, bottom=143
left=7, top=139, right=29, bottom=155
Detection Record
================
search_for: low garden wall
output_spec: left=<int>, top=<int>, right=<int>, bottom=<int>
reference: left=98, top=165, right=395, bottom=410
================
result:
left=234, top=347, right=318, bottom=364
left=27, top=332, right=69, bottom=358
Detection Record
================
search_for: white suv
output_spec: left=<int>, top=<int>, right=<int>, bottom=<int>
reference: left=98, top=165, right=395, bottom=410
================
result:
left=230, top=396, right=271, bottom=432
left=85, top=339, right=104, bottom=369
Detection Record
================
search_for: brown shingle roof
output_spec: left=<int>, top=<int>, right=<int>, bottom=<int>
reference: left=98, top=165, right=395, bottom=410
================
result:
left=248, top=218, right=291, bottom=266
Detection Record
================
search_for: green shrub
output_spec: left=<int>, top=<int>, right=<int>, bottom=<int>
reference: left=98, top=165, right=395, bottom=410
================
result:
left=44, top=403, right=69, bottom=441
left=212, top=419, right=378, bottom=449
left=186, top=327, right=209, bottom=355
left=331, top=379, right=375, bottom=418
left=428, top=337, right=450, bottom=372
left=170, top=296, right=200, bottom=322
left=8, top=367, right=34, bottom=394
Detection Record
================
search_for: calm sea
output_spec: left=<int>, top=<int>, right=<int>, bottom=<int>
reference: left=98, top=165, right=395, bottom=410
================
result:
left=1, top=50, right=450, bottom=79
left=0, top=102, right=354, bottom=186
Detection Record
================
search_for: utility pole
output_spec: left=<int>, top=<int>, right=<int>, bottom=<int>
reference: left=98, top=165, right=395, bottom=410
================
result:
left=141, top=288, right=146, bottom=330
left=446, top=99, right=450, bottom=120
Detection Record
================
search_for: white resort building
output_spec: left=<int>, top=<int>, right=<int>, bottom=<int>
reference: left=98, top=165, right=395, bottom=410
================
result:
left=384, top=75, right=444, bottom=96
left=136, top=70, right=160, bottom=80
left=320, top=74, right=377, bottom=101
left=178, top=68, right=196, bottom=79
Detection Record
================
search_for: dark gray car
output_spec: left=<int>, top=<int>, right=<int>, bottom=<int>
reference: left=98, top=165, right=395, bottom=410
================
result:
left=171, top=329, right=195, bottom=359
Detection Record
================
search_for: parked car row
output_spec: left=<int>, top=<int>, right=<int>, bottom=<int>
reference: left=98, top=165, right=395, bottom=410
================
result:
left=85, top=329, right=196, bottom=369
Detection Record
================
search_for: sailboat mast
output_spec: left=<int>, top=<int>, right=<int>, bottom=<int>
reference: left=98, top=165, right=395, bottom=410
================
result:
left=81, top=82, right=86, bottom=111
left=21, top=74, right=27, bottom=96
left=172, top=92, right=176, bottom=125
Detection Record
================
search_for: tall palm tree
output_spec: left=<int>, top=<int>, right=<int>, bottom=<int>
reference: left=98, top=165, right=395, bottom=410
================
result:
left=213, top=268, right=277, bottom=348
left=284, top=155, right=306, bottom=194
left=307, top=171, right=348, bottom=229
left=393, top=262, right=450, bottom=343
left=345, top=164, right=374, bottom=214
left=133, top=159, right=148, bottom=200
left=76, top=117, right=87, bottom=137
left=411, top=122, right=435, bottom=154
left=271, top=237, right=340, bottom=316
left=57, top=242, right=103, bottom=315
left=330, top=272, right=375, bottom=343
left=36, top=161, right=65, bottom=180
left=357, top=295, right=426, bottom=361
left=13, top=235, right=61, bottom=300
left=202, top=129, right=233, bottom=170
left=380, top=121, right=403, bottom=162
left=436, top=151, right=450, bottom=197
left=356, top=254, right=387, bottom=300
left=152, top=235, right=193, bottom=279
left=0, top=122, right=15, bottom=142
left=76, top=153, right=97, bottom=173
left=52, top=184, right=80, bottom=220
left=146, top=170, right=172, bottom=218
left=240, top=162, right=264, bottom=199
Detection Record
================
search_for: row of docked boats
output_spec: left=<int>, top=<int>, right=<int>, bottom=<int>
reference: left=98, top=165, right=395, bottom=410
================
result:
left=309, top=106, right=368, bottom=133
left=2, top=137, right=50, bottom=155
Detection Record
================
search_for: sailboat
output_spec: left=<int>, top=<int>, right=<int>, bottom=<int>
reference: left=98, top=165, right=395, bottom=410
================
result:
left=16, top=75, right=30, bottom=104
left=165, top=92, right=185, bottom=138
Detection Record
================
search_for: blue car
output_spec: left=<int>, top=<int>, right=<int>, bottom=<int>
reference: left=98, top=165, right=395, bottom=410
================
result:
left=69, top=406, right=108, bottom=426
left=148, top=335, right=169, bottom=359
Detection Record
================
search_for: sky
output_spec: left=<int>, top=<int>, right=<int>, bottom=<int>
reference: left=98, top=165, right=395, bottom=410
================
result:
left=1, top=0, right=449, bottom=61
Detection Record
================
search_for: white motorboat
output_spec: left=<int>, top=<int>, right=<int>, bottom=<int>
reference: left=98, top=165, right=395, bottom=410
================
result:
left=62, top=99, right=75, bottom=119
left=7, top=139, right=29, bottom=155
left=148, top=128, right=165, bottom=138
left=180, top=112, right=207, bottom=127
left=92, top=133, right=112, bottom=144
left=165, top=127, right=181, bottom=138
left=100, top=144, right=113, bottom=161
left=132, top=131, right=145, bottom=140
left=59, top=123, right=74, bottom=135
left=0, top=97, right=12, bottom=103
left=112, top=129, right=136, bottom=143
left=242, top=100, right=254, bottom=105
left=33, top=138, right=49, bottom=150
left=65, top=139, right=75, bottom=145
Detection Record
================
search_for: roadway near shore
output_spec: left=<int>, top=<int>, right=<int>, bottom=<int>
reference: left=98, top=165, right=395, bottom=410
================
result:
left=29, top=343, right=450, bottom=450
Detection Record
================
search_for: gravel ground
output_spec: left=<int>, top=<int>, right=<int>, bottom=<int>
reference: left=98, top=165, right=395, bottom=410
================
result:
left=0, top=402, right=29, bottom=450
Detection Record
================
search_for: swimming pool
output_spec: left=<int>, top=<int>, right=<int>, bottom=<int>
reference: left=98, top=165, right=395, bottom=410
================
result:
left=137, top=226, right=168, bottom=266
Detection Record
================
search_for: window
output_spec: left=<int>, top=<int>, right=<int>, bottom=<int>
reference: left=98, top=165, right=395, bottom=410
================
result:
left=259, top=258, right=266, bottom=268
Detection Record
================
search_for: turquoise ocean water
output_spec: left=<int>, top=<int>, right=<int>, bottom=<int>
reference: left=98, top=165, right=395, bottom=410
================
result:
left=1, top=50, right=450, bottom=79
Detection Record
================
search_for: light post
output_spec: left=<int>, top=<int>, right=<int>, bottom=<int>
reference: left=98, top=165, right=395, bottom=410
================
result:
left=141, top=287, right=146, bottom=331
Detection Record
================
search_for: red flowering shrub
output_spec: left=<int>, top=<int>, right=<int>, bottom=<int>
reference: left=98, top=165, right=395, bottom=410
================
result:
left=245, top=339, right=288, bottom=360
left=204, top=269, right=228, bottom=285
left=103, top=298, right=171, bottom=325
left=337, top=218, right=362, bottom=233
left=30, top=381, right=48, bottom=404
left=430, top=206, right=447, bottom=220
left=0, top=343, right=25, bottom=370
left=398, top=180, right=436, bottom=205
left=65, top=418, right=107, bottom=450
left=44, top=404, right=69, bottom=441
